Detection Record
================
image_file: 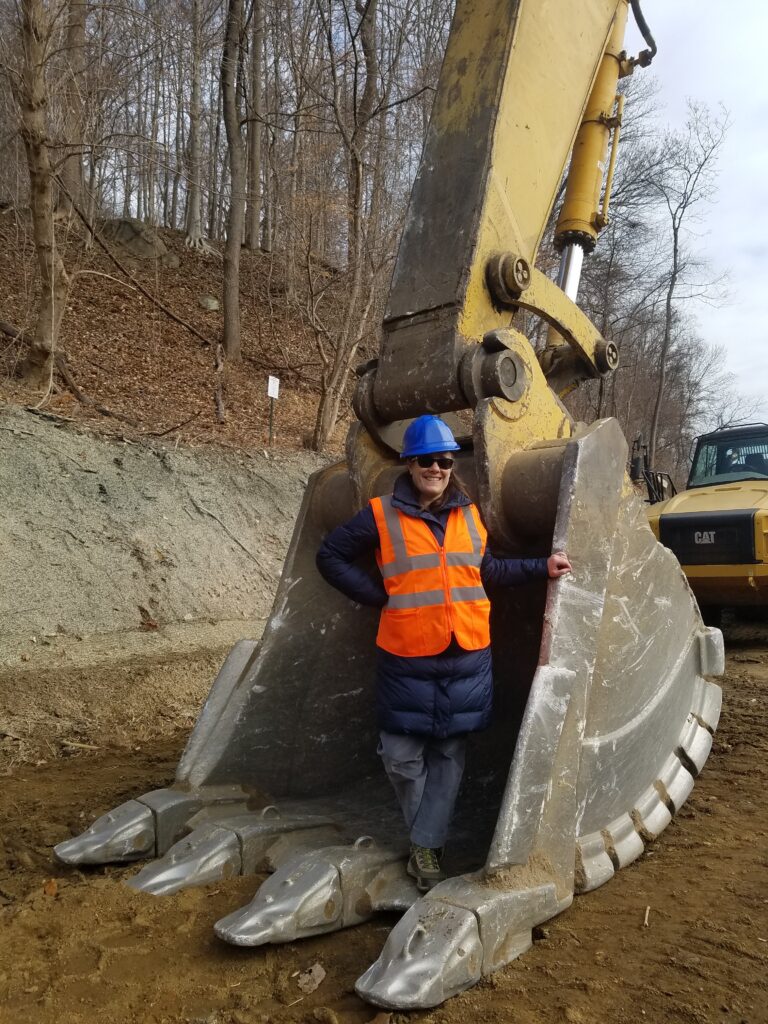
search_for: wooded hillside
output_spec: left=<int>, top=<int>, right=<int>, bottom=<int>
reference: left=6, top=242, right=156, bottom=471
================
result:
left=0, top=0, right=751, bottom=478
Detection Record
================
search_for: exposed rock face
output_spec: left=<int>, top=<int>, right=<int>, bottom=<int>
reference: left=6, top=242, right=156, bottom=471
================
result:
left=101, top=218, right=179, bottom=268
left=0, top=406, right=324, bottom=648
left=0, top=405, right=327, bottom=760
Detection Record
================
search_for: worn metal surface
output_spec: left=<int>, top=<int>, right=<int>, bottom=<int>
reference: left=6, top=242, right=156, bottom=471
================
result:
left=354, top=420, right=722, bottom=1007
left=357, top=875, right=560, bottom=1008
left=214, top=839, right=414, bottom=946
left=127, top=811, right=340, bottom=896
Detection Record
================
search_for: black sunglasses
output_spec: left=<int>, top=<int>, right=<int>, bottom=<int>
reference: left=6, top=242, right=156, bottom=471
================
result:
left=413, top=455, right=454, bottom=469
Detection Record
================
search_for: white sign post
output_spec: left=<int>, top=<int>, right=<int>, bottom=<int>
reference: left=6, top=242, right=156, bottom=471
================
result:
left=267, top=376, right=280, bottom=445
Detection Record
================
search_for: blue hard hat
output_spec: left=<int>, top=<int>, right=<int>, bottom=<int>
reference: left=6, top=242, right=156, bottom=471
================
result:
left=400, top=415, right=460, bottom=458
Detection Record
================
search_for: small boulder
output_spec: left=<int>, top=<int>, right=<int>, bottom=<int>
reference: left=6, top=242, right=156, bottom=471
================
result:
left=101, top=218, right=169, bottom=260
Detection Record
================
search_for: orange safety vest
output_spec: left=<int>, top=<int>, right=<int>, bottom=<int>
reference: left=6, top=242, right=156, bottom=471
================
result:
left=370, top=495, right=491, bottom=657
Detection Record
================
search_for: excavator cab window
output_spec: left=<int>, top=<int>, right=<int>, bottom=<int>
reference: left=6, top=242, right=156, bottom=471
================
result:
left=688, top=430, right=768, bottom=487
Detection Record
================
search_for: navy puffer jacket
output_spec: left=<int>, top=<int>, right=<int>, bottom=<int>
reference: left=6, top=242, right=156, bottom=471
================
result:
left=316, top=474, right=547, bottom=738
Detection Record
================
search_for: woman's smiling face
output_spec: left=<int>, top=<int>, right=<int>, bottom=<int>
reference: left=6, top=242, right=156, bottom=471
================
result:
left=408, top=453, right=453, bottom=507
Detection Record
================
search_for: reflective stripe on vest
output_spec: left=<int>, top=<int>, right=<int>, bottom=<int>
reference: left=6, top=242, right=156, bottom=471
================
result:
left=370, top=495, right=491, bottom=656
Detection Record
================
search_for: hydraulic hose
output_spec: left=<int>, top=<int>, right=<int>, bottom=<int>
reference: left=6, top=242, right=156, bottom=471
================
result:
left=630, top=0, right=657, bottom=65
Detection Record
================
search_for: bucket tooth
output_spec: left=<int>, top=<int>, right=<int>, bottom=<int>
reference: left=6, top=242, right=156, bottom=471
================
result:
left=128, top=824, right=241, bottom=895
left=215, top=855, right=343, bottom=946
left=356, top=901, right=482, bottom=1009
left=127, top=811, right=341, bottom=895
left=356, top=876, right=561, bottom=1009
left=215, top=840, right=405, bottom=946
left=54, top=786, right=253, bottom=867
left=54, top=800, right=155, bottom=865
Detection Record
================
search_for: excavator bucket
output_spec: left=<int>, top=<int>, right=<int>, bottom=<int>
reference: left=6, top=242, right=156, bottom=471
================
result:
left=55, top=415, right=723, bottom=1008
left=55, top=0, right=723, bottom=1009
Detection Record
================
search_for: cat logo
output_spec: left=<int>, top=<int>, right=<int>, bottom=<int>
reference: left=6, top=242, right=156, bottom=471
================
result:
left=694, top=530, right=716, bottom=544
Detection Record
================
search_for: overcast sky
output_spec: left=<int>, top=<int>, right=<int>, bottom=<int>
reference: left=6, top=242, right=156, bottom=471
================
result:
left=624, top=1, right=768, bottom=414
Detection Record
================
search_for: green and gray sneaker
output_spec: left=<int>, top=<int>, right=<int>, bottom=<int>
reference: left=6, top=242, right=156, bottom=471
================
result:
left=407, top=844, right=446, bottom=892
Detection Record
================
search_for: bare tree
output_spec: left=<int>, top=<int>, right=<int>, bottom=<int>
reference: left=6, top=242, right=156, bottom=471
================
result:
left=645, top=102, right=729, bottom=464
left=7, top=0, right=71, bottom=389
left=57, top=0, right=87, bottom=217
left=221, top=0, right=246, bottom=360
left=244, top=0, right=263, bottom=250
left=302, top=0, right=445, bottom=450
left=184, top=0, right=207, bottom=249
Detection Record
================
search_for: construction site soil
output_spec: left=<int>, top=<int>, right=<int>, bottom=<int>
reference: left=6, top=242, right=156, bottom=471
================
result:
left=1, top=627, right=766, bottom=1024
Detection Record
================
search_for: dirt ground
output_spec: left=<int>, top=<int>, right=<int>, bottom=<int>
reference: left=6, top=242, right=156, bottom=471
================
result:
left=1, top=623, right=767, bottom=1024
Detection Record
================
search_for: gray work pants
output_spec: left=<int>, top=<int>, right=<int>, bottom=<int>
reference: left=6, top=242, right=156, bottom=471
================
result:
left=377, top=731, right=467, bottom=849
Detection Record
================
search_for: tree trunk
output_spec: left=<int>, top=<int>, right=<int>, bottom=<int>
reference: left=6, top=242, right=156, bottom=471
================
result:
left=221, top=0, right=246, bottom=361
left=136, top=66, right=145, bottom=220
left=311, top=0, right=379, bottom=450
left=284, top=111, right=301, bottom=300
left=185, top=0, right=209, bottom=249
left=260, top=137, right=273, bottom=252
left=648, top=243, right=679, bottom=466
left=14, top=0, right=70, bottom=388
left=260, top=29, right=276, bottom=253
left=207, top=64, right=223, bottom=239
left=171, top=71, right=184, bottom=229
left=147, top=36, right=162, bottom=222
left=245, top=0, right=263, bottom=250
left=312, top=153, right=367, bottom=450
left=58, top=0, right=86, bottom=217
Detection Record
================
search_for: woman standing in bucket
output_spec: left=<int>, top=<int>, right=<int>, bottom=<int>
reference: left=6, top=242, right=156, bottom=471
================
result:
left=316, top=415, right=571, bottom=892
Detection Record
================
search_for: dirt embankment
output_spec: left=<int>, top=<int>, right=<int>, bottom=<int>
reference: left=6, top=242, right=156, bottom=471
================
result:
left=0, top=630, right=767, bottom=1024
left=0, top=405, right=326, bottom=764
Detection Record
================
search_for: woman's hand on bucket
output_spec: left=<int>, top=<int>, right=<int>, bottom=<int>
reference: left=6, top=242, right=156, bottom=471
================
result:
left=547, top=551, right=572, bottom=578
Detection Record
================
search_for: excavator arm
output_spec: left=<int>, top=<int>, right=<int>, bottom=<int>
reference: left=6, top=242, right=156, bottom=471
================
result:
left=55, top=0, right=723, bottom=1010
left=361, top=0, right=630, bottom=431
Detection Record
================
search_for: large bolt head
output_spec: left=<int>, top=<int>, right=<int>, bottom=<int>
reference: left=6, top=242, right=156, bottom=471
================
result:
left=595, top=339, right=619, bottom=374
left=486, top=253, right=531, bottom=306
left=509, top=257, right=531, bottom=291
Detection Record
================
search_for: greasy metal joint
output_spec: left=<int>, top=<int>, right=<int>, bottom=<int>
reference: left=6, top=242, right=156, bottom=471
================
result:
left=486, top=253, right=531, bottom=307
left=460, top=330, right=529, bottom=406
left=554, top=230, right=596, bottom=256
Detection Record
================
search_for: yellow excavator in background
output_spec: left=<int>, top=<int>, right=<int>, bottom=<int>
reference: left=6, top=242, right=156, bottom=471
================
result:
left=54, top=0, right=724, bottom=1009
left=643, top=423, right=768, bottom=620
